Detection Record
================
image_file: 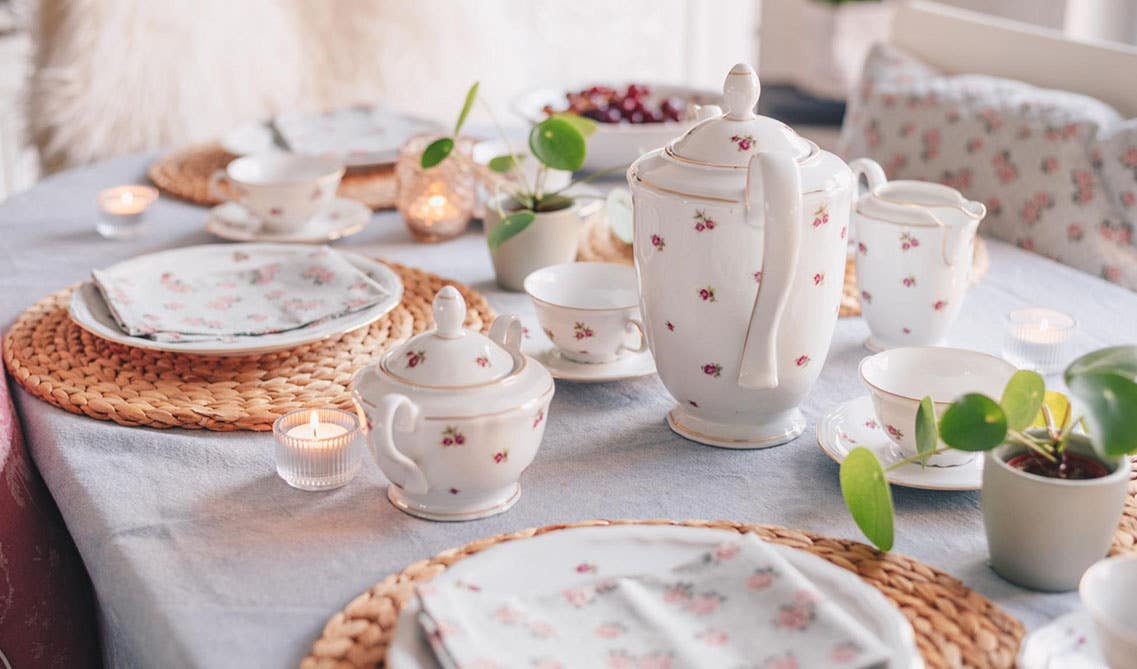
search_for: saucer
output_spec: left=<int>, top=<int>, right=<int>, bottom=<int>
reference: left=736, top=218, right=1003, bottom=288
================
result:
left=1018, top=610, right=1106, bottom=668
left=817, top=395, right=982, bottom=490
left=205, top=198, right=370, bottom=243
left=520, top=327, right=656, bottom=382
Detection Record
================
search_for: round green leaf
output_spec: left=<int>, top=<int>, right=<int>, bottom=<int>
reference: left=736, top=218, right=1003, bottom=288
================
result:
left=529, top=117, right=587, bottom=172
left=488, top=154, right=524, bottom=173
left=420, top=137, right=454, bottom=169
left=551, top=112, right=598, bottom=138
left=1068, top=371, right=1137, bottom=456
left=939, top=393, right=1008, bottom=451
left=1066, top=345, right=1137, bottom=383
left=840, top=447, right=894, bottom=551
left=915, top=396, right=937, bottom=465
left=1000, top=370, right=1046, bottom=431
left=486, top=210, right=536, bottom=252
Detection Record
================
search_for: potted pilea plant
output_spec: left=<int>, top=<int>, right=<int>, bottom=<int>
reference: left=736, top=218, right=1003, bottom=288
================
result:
left=841, top=346, right=1137, bottom=591
left=422, top=83, right=604, bottom=291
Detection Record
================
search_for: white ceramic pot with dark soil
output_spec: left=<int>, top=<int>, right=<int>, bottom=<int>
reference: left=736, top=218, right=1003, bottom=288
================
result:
left=486, top=200, right=585, bottom=292
left=982, top=433, right=1130, bottom=591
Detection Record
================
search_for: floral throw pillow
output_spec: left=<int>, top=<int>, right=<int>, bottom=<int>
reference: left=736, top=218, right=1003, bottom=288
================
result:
left=839, top=44, right=1137, bottom=290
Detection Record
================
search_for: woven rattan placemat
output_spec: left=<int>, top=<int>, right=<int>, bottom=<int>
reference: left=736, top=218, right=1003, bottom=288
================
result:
left=147, top=143, right=397, bottom=211
left=2, top=262, right=489, bottom=431
left=301, top=519, right=1025, bottom=669
left=576, top=218, right=990, bottom=319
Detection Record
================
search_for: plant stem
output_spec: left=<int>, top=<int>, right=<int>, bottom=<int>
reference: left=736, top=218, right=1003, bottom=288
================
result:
left=546, top=164, right=627, bottom=199
left=480, top=99, right=536, bottom=202
left=883, top=447, right=952, bottom=472
left=1005, top=430, right=1059, bottom=462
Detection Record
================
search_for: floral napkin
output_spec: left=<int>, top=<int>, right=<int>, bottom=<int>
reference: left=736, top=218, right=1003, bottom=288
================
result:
left=416, top=533, right=891, bottom=669
left=92, top=246, right=389, bottom=342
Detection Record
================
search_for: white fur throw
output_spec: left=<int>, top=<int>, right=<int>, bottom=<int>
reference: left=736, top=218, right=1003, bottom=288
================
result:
left=26, top=0, right=755, bottom=172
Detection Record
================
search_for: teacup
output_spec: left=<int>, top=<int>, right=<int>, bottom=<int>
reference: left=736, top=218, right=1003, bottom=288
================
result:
left=210, top=153, right=344, bottom=232
left=524, top=262, right=646, bottom=364
left=859, top=346, right=1016, bottom=466
left=850, top=158, right=985, bottom=351
left=1080, top=554, right=1137, bottom=668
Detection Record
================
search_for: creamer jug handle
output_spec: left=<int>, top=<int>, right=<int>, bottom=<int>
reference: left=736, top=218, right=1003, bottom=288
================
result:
left=738, top=152, right=802, bottom=390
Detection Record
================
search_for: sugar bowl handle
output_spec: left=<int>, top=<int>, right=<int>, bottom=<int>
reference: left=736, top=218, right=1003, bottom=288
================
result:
left=374, top=393, right=428, bottom=495
left=489, top=314, right=524, bottom=369
left=849, top=158, right=887, bottom=198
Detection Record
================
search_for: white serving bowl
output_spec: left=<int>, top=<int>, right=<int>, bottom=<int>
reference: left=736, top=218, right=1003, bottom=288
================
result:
left=524, top=262, right=645, bottom=364
left=1081, top=554, right=1137, bottom=668
left=859, top=346, right=1017, bottom=466
left=511, top=83, right=719, bottom=172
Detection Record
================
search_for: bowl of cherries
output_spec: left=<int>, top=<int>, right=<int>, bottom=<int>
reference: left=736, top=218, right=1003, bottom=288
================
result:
left=513, top=82, right=719, bottom=172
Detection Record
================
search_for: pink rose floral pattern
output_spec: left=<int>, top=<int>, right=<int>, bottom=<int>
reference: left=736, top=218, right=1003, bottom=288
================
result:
left=574, top=322, right=595, bottom=340
left=413, top=534, right=890, bottom=668
left=693, top=210, right=716, bottom=232
left=730, top=134, right=756, bottom=151
left=91, top=245, right=390, bottom=341
left=843, top=43, right=1137, bottom=290
left=440, top=426, right=465, bottom=447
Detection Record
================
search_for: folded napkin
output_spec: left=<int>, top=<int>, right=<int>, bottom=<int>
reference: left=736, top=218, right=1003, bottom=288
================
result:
left=92, top=246, right=388, bottom=342
left=417, top=533, right=891, bottom=669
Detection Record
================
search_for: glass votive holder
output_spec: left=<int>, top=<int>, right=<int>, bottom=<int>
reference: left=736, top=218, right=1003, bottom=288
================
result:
left=272, top=408, right=362, bottom=491
left=96, top=185, right=158, bottom=239
left=395, top=133, right=476, bottom=242
left=1002, top=307, right=1077, bottom=375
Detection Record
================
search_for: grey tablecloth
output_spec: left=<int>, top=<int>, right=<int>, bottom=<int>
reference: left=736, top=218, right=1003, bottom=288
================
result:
left=2, top=154, right=1135, bottom=668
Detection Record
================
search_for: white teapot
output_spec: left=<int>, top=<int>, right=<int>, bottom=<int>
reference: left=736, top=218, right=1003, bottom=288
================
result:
left=627, top=64, right=853, bottom=448
left=351, top=286, right=554, bottom=520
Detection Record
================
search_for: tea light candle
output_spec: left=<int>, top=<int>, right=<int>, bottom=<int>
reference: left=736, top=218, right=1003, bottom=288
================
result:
left=96, top=185, right=158, bottom=239
left=272, top=408, right=361, bottom=491
left=409, top=183, right=461, bottom=226
left=1003, top=307, right=1077, bottom=374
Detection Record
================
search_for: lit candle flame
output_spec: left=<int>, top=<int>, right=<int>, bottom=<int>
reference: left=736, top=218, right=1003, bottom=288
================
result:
left=1039, top=318, right=1049, bottom=332
left=310, top=410, right=319, bottom=439
left=121, top=190, right=135, bottom=205
left=427, top=194, right=446, bottom=208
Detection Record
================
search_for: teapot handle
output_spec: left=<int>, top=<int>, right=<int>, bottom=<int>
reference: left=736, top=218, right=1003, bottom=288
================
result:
left=373, top=393, right=428, bottom=495
left=738, top=152, right=802, bottom=390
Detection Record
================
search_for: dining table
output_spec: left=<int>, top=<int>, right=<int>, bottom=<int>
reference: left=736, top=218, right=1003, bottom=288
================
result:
left=2, top=151, right=1136, bottom=668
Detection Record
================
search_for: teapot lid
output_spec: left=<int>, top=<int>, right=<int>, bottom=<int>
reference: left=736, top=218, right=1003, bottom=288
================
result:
left=382, top=286, right=514, bottom=387
left=666, top=64, right=811, bottom=168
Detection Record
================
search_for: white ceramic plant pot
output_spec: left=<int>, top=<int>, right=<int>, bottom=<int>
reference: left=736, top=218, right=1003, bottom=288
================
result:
left=486, top=200, right=585, bottom=292
left=628, top=64, right=852, bottom=448
left=983, top=435, right=1129, bottom=592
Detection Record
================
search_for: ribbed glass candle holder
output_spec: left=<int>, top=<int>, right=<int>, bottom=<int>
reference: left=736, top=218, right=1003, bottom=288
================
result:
left=1002, top=307, right=1077, bottom=375
left=273, top=408, right=362, bottom=491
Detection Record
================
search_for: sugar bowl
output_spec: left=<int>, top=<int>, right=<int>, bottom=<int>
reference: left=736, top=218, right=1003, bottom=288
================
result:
left=351, top=286, right=554, bottom=520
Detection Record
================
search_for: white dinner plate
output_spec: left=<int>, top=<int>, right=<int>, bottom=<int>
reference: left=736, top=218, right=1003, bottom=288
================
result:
left=818, top=395, right=983, bottom=491
left=387, top=524, right=922, bottom=669
left=69, top=246, right=402, bottom=356
left=205, top=198, right=371, bottom=243
left=220, top=107, right=438, bottom=168
left=520, top=321, right=656, bottom=382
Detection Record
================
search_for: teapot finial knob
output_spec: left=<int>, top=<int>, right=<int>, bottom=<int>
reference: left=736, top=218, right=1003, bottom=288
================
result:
left=432, top=285, right=466, bottom=339
left=723, top=63, right=760, bottom=121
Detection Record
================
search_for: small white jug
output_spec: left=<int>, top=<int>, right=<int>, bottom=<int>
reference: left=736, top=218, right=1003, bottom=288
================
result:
left=850, top=158, right=985, bottom=351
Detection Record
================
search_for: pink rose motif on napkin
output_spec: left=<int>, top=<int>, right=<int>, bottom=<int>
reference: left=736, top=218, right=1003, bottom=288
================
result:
left=206, top=295, right=238, bottom=311
left=595, top=622, right=626, bottom=639
left=302, top=265, right=336, bottom=285
left=748, top=567, right=776, bottom=590
left=775, top=590, right=819, bottom=631
left=252, top=264, right=280, bottom=285
left=160, top=273, right=191, bottom=293
left=696, top=629, right=730, bottom=646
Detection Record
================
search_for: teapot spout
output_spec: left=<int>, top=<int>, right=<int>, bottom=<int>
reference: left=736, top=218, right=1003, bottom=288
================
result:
left=738, top=151, right=803, bottom=390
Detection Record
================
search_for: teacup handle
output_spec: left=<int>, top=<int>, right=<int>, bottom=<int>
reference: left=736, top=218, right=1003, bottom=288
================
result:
left=208, top=169, right=232, bottom=202
left=374, top=393, right=428, bottom=495
left=849, top=158, right=887, bottom=198
left=620, top=318, right=648, bottom=354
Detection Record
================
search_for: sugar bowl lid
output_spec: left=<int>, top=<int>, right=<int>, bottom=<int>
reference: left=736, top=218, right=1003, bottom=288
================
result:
left=382, top=286, right=514, bottom=387
left=666, top=63, right=811, bottom=168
